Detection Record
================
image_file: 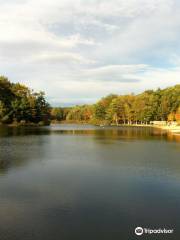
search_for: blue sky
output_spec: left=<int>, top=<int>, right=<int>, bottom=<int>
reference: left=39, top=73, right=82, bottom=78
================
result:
left=0, top=0, right=180, bottom=106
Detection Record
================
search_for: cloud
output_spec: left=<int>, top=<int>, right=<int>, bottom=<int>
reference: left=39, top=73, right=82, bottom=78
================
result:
left=0, top=0, right=180, bottom=105
left=83, top=64, right=148, bottom=82
left=33, top=52, right=96, bottom=65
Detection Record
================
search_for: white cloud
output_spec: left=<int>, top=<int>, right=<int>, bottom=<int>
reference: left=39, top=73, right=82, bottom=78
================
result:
left=0, top=0, right=180, bottom=105
left=33, top=52, right=96, bottom=65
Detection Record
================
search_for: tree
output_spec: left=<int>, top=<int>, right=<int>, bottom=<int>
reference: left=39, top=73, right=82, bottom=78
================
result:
left=0, top=76, right=51, bottom=125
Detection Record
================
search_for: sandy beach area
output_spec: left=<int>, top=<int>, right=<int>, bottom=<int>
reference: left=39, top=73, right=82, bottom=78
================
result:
left=154, top=125, right=180, bottom=134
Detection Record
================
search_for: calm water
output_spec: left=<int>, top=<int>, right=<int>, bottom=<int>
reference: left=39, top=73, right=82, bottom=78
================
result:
left=0, top=124, right=180, bottom=240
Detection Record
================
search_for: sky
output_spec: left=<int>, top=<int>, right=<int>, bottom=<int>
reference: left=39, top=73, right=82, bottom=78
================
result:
left=0, top=0, right=180, bottom=106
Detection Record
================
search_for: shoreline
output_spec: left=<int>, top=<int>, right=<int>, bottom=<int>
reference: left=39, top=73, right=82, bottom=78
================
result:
left=152, top=125, right=180, bottom=134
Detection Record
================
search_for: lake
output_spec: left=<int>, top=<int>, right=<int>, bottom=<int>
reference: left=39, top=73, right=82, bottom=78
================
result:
left=0, top=124, right=180, bottom=240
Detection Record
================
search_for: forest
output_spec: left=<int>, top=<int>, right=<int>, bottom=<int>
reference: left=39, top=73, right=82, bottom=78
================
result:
left=51, top=85, right=180, bottom=125
left=0, top=76, right=50, bottom=125
left=0, top=76, right=180, bottom=126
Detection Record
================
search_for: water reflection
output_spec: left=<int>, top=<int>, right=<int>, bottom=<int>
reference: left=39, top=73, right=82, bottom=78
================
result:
left=0, top=134, right=50, bottom=174
left=0, top=124, right=179, bottom=141
left=0, top=124, right=180, bottom=240
left=0, top=125, right=179, bottom=174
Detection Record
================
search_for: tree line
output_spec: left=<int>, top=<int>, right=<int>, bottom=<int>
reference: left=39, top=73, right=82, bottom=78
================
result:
left=0, top=76, right=50, bottom=125
left=51, top=85, right=180, bottom=125
left=1, top=76, right=179, bottom=126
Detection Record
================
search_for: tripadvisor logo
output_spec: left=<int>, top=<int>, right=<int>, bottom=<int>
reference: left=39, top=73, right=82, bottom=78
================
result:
left=135, top=227, right=174, bottom=236
left=135, top=227, right=143, bottom=236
